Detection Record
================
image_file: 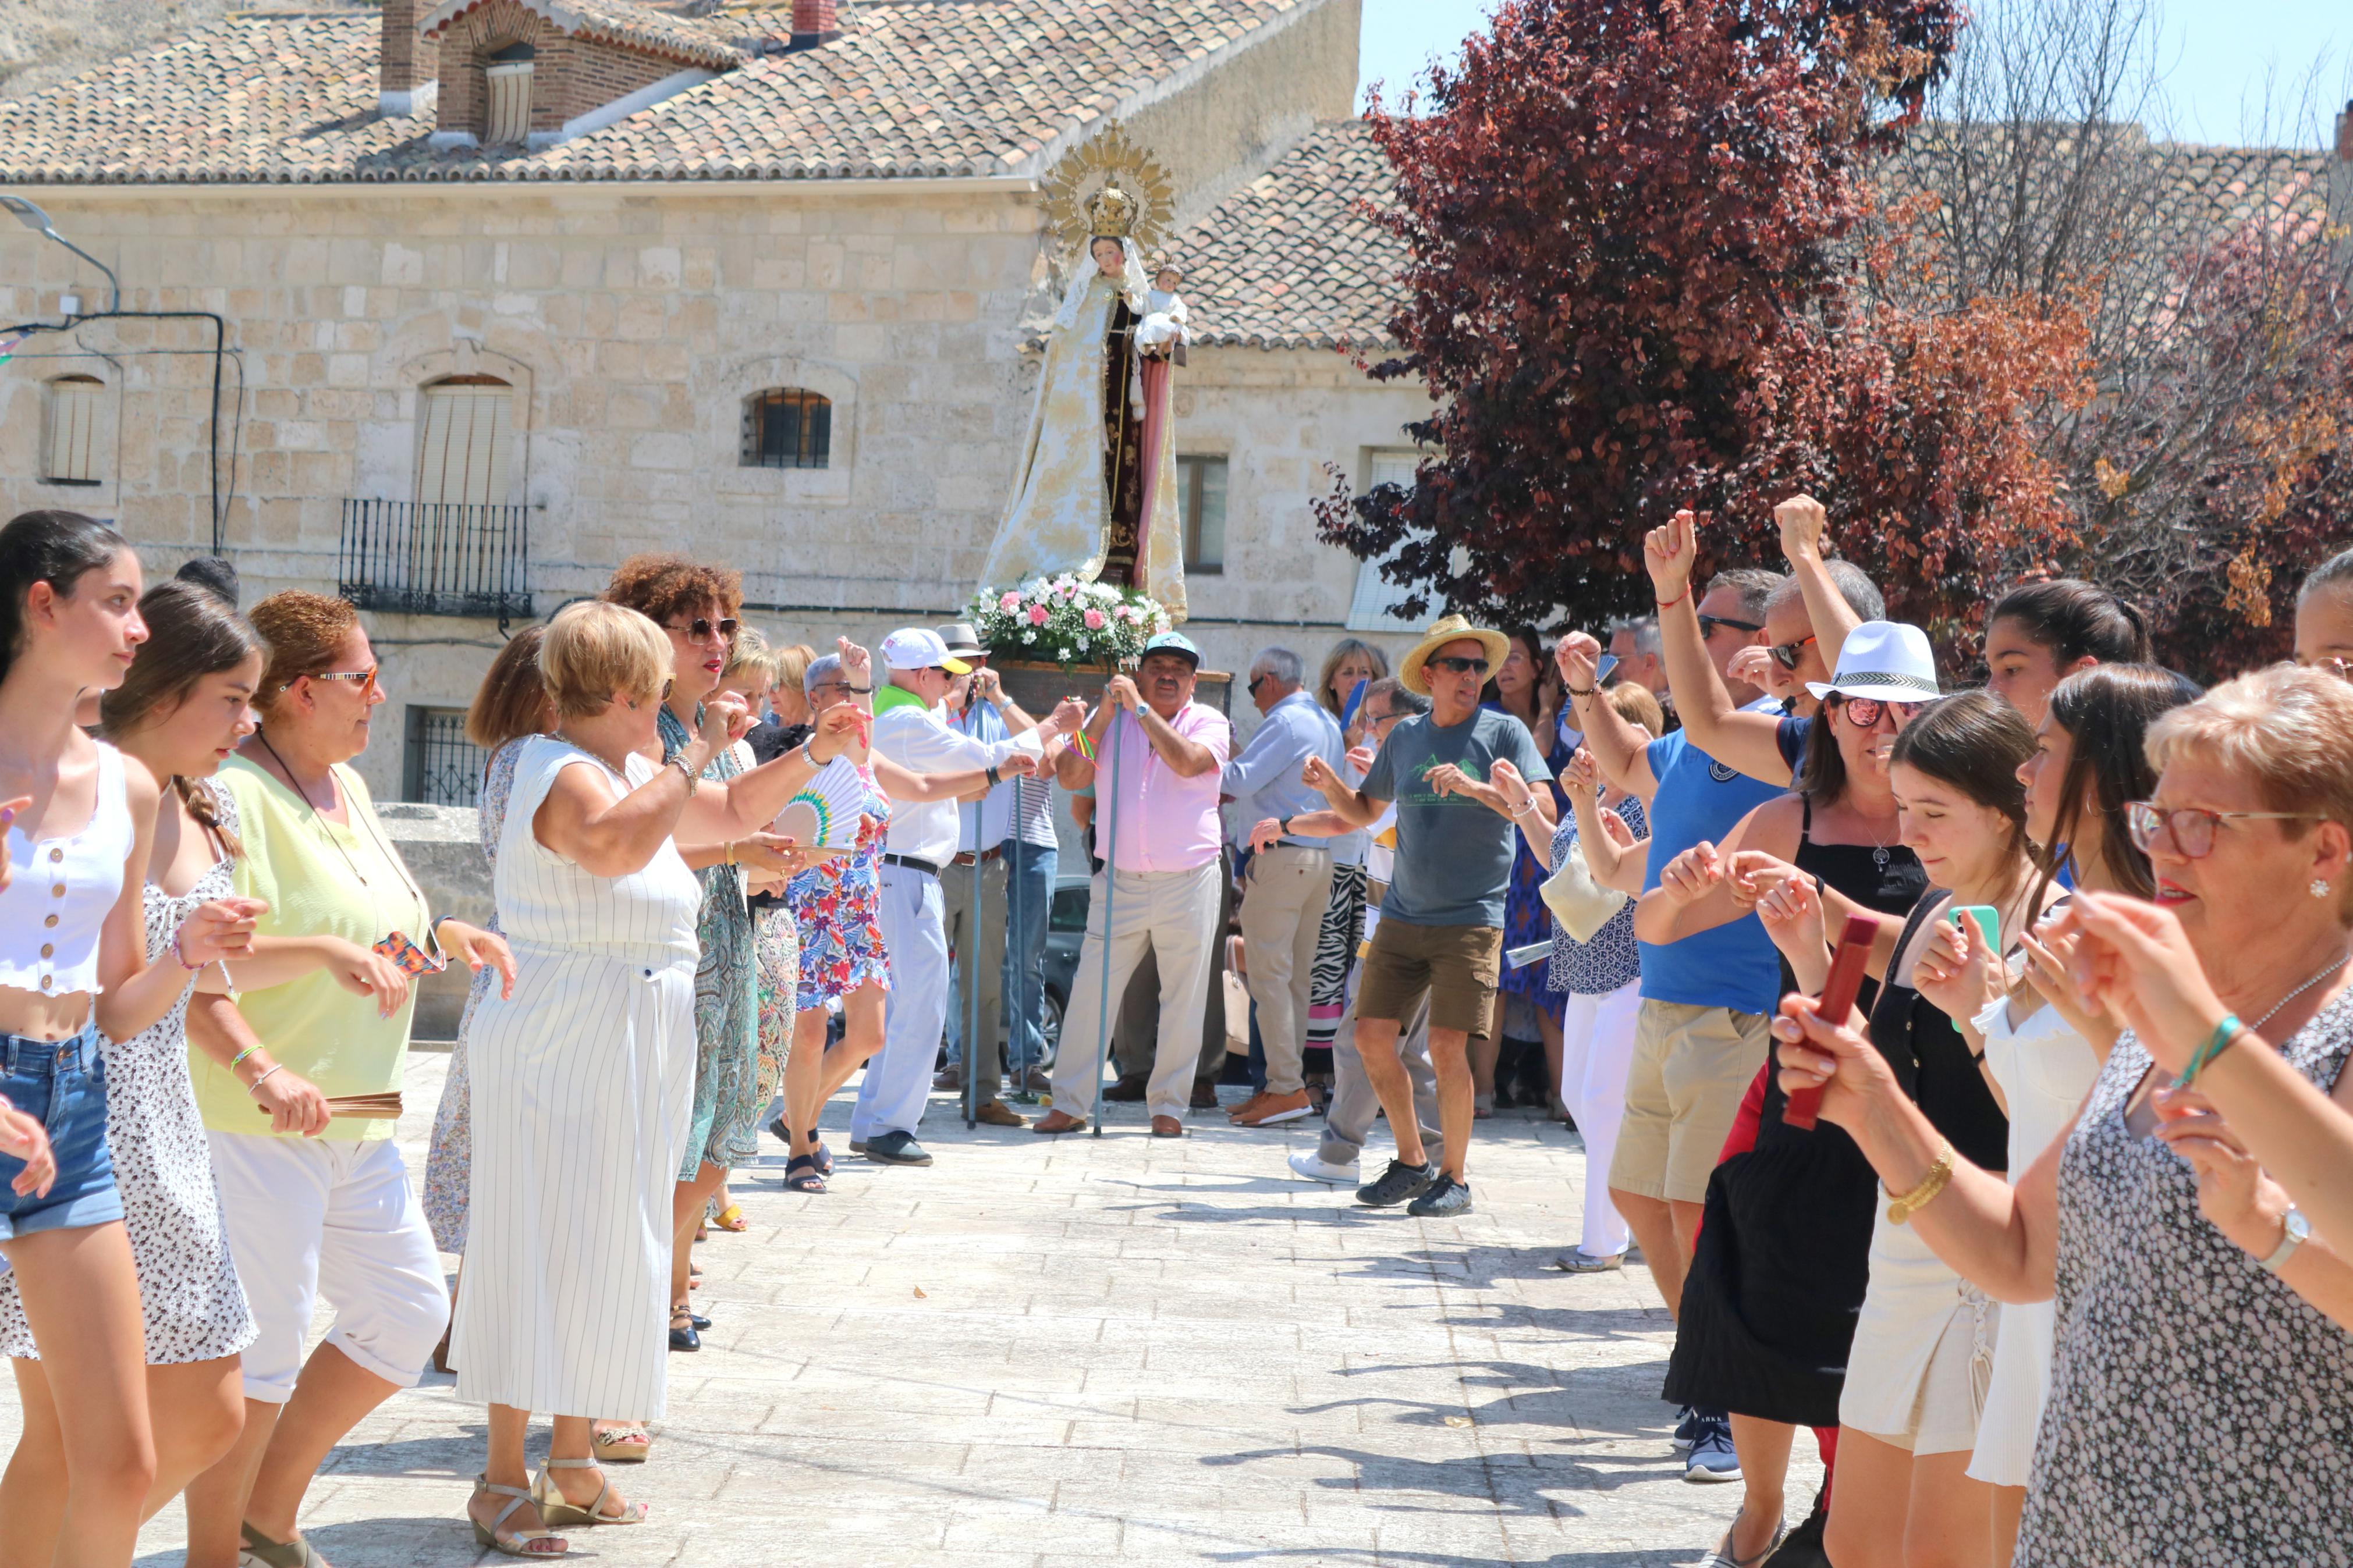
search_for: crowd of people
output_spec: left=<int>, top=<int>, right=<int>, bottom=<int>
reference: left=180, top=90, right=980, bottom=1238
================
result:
left=1, top=495, right=2351, bottom=1567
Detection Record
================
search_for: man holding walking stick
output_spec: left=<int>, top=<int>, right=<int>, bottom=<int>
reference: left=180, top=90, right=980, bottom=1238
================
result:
left=1034, top=633, right=1230, bottom=1137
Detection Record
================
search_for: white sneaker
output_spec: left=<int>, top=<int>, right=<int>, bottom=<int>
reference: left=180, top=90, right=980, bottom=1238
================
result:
left=1287, top=1150, right=1358, bottom=1184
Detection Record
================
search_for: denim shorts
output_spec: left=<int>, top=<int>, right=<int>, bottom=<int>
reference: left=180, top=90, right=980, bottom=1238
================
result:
left=0, top=1022, right=123, bottom=1242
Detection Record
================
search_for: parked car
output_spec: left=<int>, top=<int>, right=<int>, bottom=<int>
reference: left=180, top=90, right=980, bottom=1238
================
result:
left=1039, top=872, right=1092, bottom=1054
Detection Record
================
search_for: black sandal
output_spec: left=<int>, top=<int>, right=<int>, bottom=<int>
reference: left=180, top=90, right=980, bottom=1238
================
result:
left=785, top=1153, right=826, bottom=1193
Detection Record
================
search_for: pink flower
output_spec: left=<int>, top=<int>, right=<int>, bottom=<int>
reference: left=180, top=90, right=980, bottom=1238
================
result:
left=1027, top=605, right=1049, bottom=625
left=999, top=591, right=1021, bottom=613
left=1083, top=608, right=1106, bottom=630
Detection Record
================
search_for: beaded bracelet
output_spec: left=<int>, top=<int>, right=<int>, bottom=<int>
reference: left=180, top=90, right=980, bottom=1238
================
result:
left=1886, top=1139, right=1955, bottom=1226
left=172, top=930, right=204, bottom=970
left=2175, top=1014, right=2245, bottom=1089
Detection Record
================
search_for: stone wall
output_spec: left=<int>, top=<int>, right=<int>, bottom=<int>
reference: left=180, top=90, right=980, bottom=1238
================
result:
left=377, top=800, right=489, bottom=1039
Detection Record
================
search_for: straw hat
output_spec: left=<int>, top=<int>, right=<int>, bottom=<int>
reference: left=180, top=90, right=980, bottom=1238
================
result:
left=1400, top=614, right=1512, bottom=696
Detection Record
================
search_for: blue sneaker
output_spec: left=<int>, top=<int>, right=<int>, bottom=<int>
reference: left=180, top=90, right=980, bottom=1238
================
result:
left=1670, top=1404, right=1699, bottom=1453
left=1683, top=1410, right=1741, bottom=1482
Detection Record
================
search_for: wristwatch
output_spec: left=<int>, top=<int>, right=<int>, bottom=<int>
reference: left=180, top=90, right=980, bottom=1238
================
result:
left=2259, top=1206, right=2311, bottom=1274
left=1277, top=816, right=1294, bottom=840
left=984, top=765, right=1001, bottom=788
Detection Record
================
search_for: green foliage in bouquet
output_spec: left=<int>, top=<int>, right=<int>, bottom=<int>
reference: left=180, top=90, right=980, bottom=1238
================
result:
left=971, top=575, right=1173, bottom=667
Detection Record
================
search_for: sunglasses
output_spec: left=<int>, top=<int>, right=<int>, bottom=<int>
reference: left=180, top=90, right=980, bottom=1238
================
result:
left=1830, top=693, right=1926, bottom=728
left=1428, top=655, right=1490, bottom=677
left=1697, top=614, right=1765, bottom=638
left=665, top=617, right=740, bottom=643
left=304, top=665, right=380, bottom=698
left=2125, top=801, right=2325, bottom=861
left=1769, top=634, right=1818, bottom=671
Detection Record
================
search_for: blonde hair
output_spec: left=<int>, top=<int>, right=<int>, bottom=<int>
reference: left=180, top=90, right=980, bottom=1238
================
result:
left=771, top=641, right=817, bottom=696
left=1316, top=637, right=1392, bottom=719
left=722, top=625, right=775, bottom=685
left=1606, top=681, right=1666, bottom=738
left=541, top=601, right=670, bottom=721
left=2145, top=664, right=2353, bottom=920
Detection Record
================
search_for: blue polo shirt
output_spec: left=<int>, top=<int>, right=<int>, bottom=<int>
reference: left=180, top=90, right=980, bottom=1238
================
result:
left=1637, top=701, right=1790, bottom=1014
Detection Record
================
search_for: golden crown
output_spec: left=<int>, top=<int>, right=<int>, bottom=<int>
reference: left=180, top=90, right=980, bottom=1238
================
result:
left=1085, top=181, right=1141, bottom=240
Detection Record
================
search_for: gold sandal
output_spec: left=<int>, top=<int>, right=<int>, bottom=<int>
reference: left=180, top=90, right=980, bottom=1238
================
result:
left=591, top=1423, right=653, bottom=1464
left=533, top=1456, right=650, bottom=1527
left=469, top=1475, right=570, bottom=1558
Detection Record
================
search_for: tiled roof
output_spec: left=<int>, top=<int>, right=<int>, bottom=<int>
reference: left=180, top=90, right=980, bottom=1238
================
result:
left=1177, top=119, right=1404, bottom=350
left=419, top=0, right=741, bottom=72
left=0, top=0, right=1315, bottom=184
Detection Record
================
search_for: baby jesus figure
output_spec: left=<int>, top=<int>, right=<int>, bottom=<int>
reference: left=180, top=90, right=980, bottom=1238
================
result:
left=1135, top=256, right=1191, bottom=367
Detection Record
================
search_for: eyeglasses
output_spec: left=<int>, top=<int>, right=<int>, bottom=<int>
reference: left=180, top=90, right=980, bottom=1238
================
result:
left=1428, top=655, right=1489, bottom=677
left=1362, top=707, right=1399, bottom=730
left=303, top=665, right=380, bottom=698
left=665, top=617, right=739, bottom=643
left=1697, top=614, right=1765, bottom=638
left=1769, top=634, right=1818, bottom=671
left=2125, top=801, right=2326, bottom=860
left=1831, top=694, right=1926, bottom=728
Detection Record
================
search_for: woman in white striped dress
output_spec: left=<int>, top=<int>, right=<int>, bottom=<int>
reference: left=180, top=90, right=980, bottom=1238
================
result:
left=450, top=602, right=853, bottom=1555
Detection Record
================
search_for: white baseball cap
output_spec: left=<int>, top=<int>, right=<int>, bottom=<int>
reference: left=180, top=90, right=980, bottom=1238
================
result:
left=879, top=627, right=970, bottom=674
left=1804, top=621, right=1940, bottom=703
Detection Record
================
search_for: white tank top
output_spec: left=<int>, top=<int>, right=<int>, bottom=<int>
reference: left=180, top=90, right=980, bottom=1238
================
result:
left=0, top=741, right=133, bottom=998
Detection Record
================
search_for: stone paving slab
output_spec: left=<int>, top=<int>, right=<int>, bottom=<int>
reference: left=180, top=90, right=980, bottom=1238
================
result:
left=0, top=1049, right=1817, bottom=1566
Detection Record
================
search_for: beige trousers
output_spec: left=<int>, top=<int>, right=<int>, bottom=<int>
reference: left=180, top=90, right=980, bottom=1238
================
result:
left=1051, top=859, right=1224, bottom=1121
left=1237, top=843, right=1336, bottom=1096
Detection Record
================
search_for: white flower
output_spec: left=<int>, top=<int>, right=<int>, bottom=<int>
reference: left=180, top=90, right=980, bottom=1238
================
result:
left=1021, top=629, right=1037, bottom=643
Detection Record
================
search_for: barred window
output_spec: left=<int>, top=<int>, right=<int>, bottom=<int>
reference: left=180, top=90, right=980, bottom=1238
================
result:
left=403, top=706, right=485, bottom=807
left=742, top=389, right=832, bottom=470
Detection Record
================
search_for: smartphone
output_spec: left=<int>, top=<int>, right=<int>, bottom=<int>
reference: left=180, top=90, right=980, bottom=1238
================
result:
left=372, top=929, right=448, bottom=978
left=1784, top=912, right=1878, bottom=1132
left=1949, top=905, right=2000, bottom=952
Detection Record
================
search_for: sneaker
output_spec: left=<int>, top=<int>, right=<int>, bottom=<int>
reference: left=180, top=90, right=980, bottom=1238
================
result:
left=1355, top=1157, right=1437, bottom=1208
left=1554, top=1248, right=1626, bottom=1273
left=1670, top=1405, right=1699, bottom=1452
left=1287, top=1150, right=1359, bottom=1185
left=1406, top=1175, right=1473, bottom=1217
left=862, top=1130, right=933, bottom=1167
left=1683, top=1411, right=1741, bottom=1482
left=1233, top=1088, right=1312, bottom=1126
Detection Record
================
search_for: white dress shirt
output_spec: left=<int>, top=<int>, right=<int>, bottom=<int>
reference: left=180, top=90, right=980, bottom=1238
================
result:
left=871, top=691, right=1029, bottom=868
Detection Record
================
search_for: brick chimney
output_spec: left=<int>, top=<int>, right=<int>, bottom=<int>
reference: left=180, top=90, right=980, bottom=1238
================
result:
left=790, top=0, right=842, bottom=50
left=380, top=0, right=439, bottom=119
left=2337, top=100, right=2353, bottom=164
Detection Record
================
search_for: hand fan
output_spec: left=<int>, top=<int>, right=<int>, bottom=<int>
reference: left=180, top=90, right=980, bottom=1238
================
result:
left=769, top=756, right=868, bottom=853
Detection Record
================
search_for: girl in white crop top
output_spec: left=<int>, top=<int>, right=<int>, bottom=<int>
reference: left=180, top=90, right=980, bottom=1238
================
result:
left=0, top=511, right=260, bottom=1568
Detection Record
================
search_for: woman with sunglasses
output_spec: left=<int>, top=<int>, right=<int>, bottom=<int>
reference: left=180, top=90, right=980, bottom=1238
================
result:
left=1634, top=624, right=1933, bottom=1566
left=1773, top=663, right=2353, bottom=1566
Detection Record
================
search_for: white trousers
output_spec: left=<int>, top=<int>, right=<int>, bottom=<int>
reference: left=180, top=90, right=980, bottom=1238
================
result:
left=856, top=864, right=949, bottom=1142
left=1052, top=861, right=1223, bottom=1121
left=207, top=1132, right=448, bottom=1404
left=1237, top=844, right=1336, bottom=1095
left=1559, top=979, right=1642, bottom=1259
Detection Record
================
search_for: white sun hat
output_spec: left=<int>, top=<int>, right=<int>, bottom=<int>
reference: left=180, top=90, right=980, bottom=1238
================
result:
left=1804, top=621, right=1940, bottom=703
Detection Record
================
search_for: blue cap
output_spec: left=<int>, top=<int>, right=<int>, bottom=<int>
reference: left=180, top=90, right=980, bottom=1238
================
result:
left=1141, top=630, right=1201, bottom=667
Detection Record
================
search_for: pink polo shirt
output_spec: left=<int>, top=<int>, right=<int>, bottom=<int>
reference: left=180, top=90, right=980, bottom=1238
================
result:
left=1089, top=699, right=1231, bottom=874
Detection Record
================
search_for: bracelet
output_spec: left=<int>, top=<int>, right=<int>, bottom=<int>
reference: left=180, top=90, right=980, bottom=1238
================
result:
left=666, top=755, right=698, bottom=797
left=173, top=930, right=203, bottom=970
left=246, top=1063, right=284, bottom=1097
left=1886, top=1139, right=1955, bottom=1225
left=1508, top=796, right=1538, bottom=817
left=984, top=765, right=1001, bottom=788
left=2175, top=1014, right=2245, bottom=1089
left=1656, top=586, right=1691, bottom=610
left=1567, top=685, right=1595, bottom=699
left=724, top=841, right=737, bottom=866
left=230, top=1044, right=263, bottom=1069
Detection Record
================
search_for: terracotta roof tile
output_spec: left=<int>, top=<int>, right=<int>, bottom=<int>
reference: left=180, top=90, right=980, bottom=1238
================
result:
left=420, top=0, right=742, bottom=72
left=0, top=0, right=1311, bottom=184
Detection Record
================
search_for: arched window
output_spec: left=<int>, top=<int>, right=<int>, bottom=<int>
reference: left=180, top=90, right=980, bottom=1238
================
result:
left=414, top=375, right=514, bottom=506
left=742, top=388, right=831, bottom=470
left=42, top=375, right=104, bottom=486
left=484, top=42, right=535, bottom=145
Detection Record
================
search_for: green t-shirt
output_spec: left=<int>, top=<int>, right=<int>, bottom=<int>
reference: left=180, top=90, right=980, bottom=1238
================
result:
left=190, top=755, right=425, bottom=1141
left=1359, top=707, right=1551, bottom=929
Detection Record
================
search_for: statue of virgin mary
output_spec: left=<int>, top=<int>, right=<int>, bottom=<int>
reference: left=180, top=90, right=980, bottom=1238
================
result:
left=979, top=170, right=1188, bottom=620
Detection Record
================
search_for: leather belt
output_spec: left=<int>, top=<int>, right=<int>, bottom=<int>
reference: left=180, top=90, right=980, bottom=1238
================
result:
left=881, top=853, right=943, bottom=879
left=950, top=847, right=1004, bottom=867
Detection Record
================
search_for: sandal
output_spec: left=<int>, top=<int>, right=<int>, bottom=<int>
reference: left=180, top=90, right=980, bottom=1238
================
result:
left=709, top=1201, right=747, bottom=1232
left=467, top=1477, right=570, bottom=1558
left=239, top=1522, right=330, bottom=1567
left=591, top=1423, right=652, bottom=1464
left=784, top=1153, right=826, bottom=1193
left=533, top=1457, right=650, bottom=1527
left=807, top=1138, right=835, bottom=1177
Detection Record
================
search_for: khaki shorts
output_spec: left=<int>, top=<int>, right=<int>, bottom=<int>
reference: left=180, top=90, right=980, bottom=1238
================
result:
left=1355, top=920, right=1503, bottom=1037
left=1607, top=999, right=1770, bottom=1204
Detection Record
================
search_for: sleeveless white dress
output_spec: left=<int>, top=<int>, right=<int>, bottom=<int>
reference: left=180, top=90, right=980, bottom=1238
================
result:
left=1965, top=996, right=2101, bottom=1487
left=449, top=738, right=701, bottom=1421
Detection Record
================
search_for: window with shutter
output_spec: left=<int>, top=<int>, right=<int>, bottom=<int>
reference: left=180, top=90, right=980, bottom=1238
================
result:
left=484, top=47, right=534, bottom=144
left=1177, top=454, right=1226, bottom=574
left=42, top=376, right=103, bottom=487
left=414, top=378, right=514, bottom=506
left=1346, top=450, right=1427, bottom=631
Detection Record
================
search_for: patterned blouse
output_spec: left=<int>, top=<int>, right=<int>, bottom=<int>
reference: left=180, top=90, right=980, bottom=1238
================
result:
left=1546, top=795, right=1645, bottom=997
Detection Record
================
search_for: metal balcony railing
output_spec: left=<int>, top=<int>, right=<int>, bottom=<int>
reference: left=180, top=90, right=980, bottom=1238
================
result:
left=338, top=500, right=531, bottom=628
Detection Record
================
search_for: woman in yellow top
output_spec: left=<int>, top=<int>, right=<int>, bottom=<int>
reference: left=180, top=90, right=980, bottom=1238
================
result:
left=180, top=591, right=512, bottom=1568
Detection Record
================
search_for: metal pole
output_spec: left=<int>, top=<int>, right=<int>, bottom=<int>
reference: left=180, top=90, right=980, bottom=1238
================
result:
left=1009, top=828, right=1034, bottom=1105
left=1091, top=706, right=1125, bottom=1137
left=964, top=855, right=981, bottom=1130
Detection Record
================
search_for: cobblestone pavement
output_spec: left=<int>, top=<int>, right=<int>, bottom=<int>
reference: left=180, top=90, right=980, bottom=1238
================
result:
left=12, top=1049, right=1817, bottom=1566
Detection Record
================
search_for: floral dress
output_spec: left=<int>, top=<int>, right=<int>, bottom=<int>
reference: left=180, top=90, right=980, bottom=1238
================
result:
left=1492, top=707, right=1570, bottom=1021
left=421, top=738, right=523, bottom=1255
left=0, top=786, right=257, bottom=1364
left=786, top=758, right=893, bottom=1011
left=662, top=706, right=762, bottom=1179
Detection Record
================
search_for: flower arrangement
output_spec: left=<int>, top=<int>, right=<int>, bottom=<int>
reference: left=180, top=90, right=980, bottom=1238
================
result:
left=970, top=575, right=1173, bottom=667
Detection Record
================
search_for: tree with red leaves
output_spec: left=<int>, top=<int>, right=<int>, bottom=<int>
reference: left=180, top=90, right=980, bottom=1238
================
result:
left=1324, top=0, right=2089, bottom=646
